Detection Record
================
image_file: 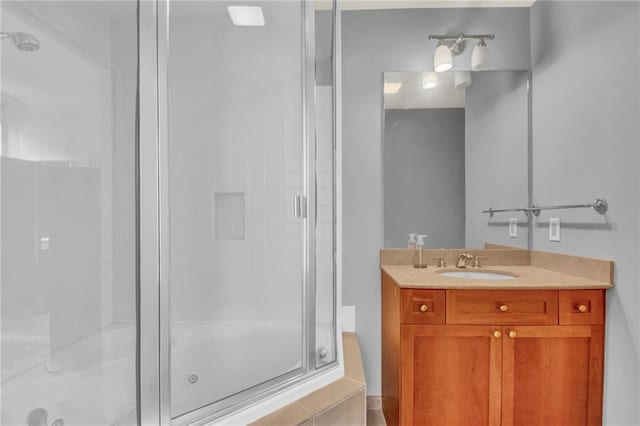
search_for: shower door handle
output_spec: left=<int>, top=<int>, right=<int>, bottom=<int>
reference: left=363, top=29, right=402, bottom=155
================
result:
left=293, top=195, right=307, bottom=219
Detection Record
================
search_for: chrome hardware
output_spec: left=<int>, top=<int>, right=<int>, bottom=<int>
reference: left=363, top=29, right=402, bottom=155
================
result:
left=593, top=198, right=609, bottom=215
left=186, top=372, right=199, bottom=385
left=456, top=253, right=473, bottom=268
left=293, top=195, right=307, bottom=219
left=427, top=33, right=495, bottom=56
left=433, top=256, right=447, bottom=268
left=472, top=256, right=487, bottom=268
left=318, top=348, right=329, bottom=359
left=483, top=198, right=609, bottom=217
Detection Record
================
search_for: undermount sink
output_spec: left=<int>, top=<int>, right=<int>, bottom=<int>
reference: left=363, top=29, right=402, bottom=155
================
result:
left=437, top=270, right=517, bottom=280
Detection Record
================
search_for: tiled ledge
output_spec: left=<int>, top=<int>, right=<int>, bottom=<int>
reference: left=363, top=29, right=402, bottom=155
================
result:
left=250, top=333, right=366, bottom=426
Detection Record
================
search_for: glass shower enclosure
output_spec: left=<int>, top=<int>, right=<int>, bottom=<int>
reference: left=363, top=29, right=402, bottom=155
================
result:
left=0, top=0, right=337, bottom=424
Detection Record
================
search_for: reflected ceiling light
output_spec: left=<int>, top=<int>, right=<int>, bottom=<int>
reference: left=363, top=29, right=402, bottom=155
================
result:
left=227, top=6, right=265, bottom=26
left=472, top=38, right=490, bottom=71
left=454, top=71, right=472, bottom=89
left=433, top=44, right=453, bottom=73
left=422, top=72, right=438, bottom=89
left=384, top=82, right=402, bottom=94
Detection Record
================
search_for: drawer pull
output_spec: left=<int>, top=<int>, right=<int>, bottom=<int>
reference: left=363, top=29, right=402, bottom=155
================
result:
left=499, top=304, right=509, bottom=312
left=493, top=330, right=502, bottom=338
left=508, top=330, right=517, bottom=339
left=419, top=304, right=429, bottom=313
left=577, top=304, right=588, bottom=313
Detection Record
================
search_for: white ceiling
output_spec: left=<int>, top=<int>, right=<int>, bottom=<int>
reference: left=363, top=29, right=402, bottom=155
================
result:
left=384, top=71, right=466, bottom=109
left=317, top=0, right=535, bottom=10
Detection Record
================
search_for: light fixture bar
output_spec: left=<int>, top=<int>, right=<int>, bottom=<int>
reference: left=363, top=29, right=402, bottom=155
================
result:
left=428, top=34, right=495, bottom=41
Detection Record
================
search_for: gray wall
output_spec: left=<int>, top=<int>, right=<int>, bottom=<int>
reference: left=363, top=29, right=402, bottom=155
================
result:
left=383, top=108, right=466, bottom=249
left=342, top=7, right=531, bottom=394
left=531, top=2, right=640, bottom=424
left=465, top=71, right=529, bottom=249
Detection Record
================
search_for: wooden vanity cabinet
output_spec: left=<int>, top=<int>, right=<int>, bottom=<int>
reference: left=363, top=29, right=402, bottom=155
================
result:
left=382, top=271, right=606, bottom=426
left=401, top=324, right=503, bottom=426
left=501, top=325, right=604, bottom=426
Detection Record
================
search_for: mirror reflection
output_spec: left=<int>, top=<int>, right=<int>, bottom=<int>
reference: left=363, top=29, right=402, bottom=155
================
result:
left=383, top=70, right=529, bottom=249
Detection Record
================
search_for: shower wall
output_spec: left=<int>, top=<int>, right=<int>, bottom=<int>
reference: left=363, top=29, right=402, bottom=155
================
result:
left=167, top=1, right=307, bottom=418
left=167, top=4, right=304, bottom=325
left=315, top=86, right=335, bottom=338
left=315, top=6, right=336, bottom=359
left=1, top=1, right=138, bottom=424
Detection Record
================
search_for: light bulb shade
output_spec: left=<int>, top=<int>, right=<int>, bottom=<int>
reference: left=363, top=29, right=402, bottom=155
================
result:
left=471, top=43, right=490, bottom=71
left=422, top=72, right=438, bottom=89
left=454, top=71, right=472, bottom=89
left=434, top=44, right=453, bottom=72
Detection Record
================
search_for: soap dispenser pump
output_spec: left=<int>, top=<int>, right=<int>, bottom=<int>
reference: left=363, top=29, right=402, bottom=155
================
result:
left=413, top=234, right=428, bottom=269
left=408, top=233, right=418, bottom=249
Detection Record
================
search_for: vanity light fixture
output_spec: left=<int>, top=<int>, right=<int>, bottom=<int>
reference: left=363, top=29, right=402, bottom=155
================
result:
left=471, top=38, right=490, bottom=71
left=428, top=33, right=494, bottom=71
left=422, top=72, right=438, bottom=89
left=454, top=71, right=472, bottom=89
left=433, top=44, right=453, bottom=72
left=384, top=82, right=402, bottom=94
left=227, top=6, right=265, bottom=26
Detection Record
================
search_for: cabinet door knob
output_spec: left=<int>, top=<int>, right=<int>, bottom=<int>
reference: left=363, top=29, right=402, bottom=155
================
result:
left=577, top=304, right=588, bottom=313
left=499, top=304, right=509, bottom=312
left=419, top=304, right=429, bottom=313
left=493, top=330, right=502, bottom=338
left=508, top=330, right=517, bottom=339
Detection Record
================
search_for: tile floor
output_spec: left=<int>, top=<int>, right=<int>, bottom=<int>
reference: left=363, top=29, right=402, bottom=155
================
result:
left=366, top=409, right=386, bottom=426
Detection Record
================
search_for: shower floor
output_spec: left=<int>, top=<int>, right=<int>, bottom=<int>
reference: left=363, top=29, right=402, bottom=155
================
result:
left=1, top=321, right=331, bottom=426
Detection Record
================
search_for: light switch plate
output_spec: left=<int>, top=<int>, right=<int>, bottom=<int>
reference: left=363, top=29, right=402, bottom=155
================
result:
left=549, top=218, right=561, bottom=242
left=509, top=218, right=518, bottom=238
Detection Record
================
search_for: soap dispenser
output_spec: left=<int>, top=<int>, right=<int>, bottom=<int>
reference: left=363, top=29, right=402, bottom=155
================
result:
left=408, top=233, right=417, bottom=249
left=413, top=234, right=428, bottom=269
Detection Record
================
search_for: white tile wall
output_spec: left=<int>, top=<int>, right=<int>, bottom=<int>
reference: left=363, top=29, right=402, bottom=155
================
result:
left=315, top=87, right=335, bottom=331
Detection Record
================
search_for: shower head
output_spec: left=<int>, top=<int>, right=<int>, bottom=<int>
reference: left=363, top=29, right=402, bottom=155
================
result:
left=1, top=32, right=40, bottom=52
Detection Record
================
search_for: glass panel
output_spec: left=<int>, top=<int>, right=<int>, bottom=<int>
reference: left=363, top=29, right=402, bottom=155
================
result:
left=0, top=1, right=139, bottom=425
left=314, top=0, right=336, bottom=366
left=167, top=0, right=306, bottom=418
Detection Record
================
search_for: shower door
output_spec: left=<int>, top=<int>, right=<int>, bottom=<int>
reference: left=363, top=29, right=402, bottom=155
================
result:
left=1, top=0, right=335, bottom=423
left=160, top=0, right=328, bottom=423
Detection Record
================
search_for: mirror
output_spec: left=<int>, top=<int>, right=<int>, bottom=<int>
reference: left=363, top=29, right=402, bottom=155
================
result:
left=383, top=70, right=529, bottom=249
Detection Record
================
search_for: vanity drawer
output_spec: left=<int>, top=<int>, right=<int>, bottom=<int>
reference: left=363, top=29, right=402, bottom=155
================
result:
left=446, top=290, right=559, bottom=325
left=559, top=290, right=605, bottom=325
left=401, top=289, right=446, bottom=324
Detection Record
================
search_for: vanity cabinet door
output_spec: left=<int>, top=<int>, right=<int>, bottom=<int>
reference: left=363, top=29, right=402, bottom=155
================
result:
left=400, top=325, right=502, bottom=426
left=501, top=326, right=604, bottom=426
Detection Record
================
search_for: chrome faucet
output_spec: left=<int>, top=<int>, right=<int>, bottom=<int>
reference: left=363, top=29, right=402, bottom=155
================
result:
left=456, top=253, right=473, bottom=268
